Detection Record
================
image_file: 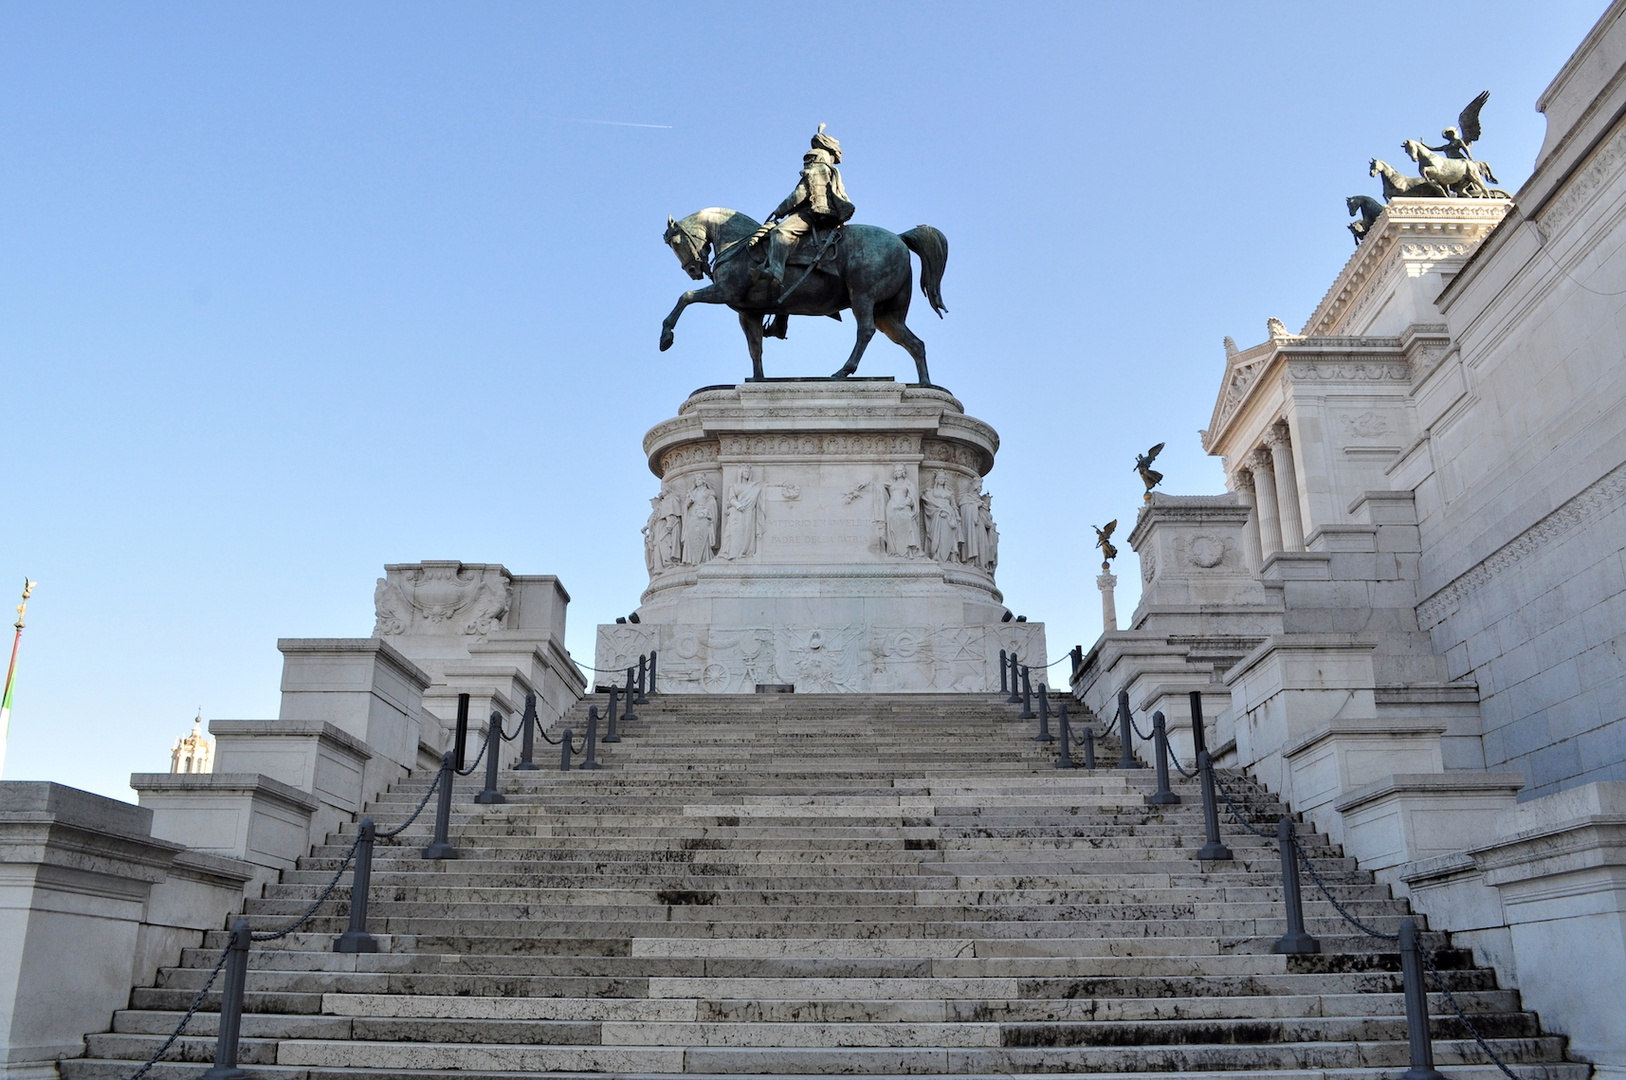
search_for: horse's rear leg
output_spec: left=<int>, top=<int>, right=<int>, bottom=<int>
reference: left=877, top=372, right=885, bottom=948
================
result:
left=832, top=297, right=876, bottom=378
left=738, top=311, right=766, bottom=380
left=876, top=308, right=931, bottom=386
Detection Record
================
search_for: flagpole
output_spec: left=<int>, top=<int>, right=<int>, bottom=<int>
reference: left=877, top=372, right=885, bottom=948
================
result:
left=0, top=579, right=36, bottom=780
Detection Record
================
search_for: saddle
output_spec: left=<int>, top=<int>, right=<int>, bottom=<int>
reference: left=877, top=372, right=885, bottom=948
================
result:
left=785, top=227, right=843, bottom=273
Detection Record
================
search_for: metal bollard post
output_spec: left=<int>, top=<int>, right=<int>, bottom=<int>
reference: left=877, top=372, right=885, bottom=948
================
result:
left=1399, top=919, right=1446, bottom=1080
left=621, top=669, right=639, bottom=724
left=1189, top=689, right=1209, bottom=757
left=1272, top=816, right=1320, bottom=955
left=648, top=650, right=658, bottom=693
left=1115, top=690, right=1142, bottom=769
left=515, top=691, right=539, bottom=771
left=422, top=751, right=458, bottom=859
left=1034, top=685, right=1054, bottom=743
left=559, top=728, right=574, bottom=771
left=1055, top=704, right=1075, bottom=768
left=606, top=685, right=620, bottom=742
left=1019, top=666, right=1036, bottom=719
left=636, top=654, right=650, bottom=704
left=1070, top=644, right=1084, bottom=680
left=581, top=706, right=603, bottom=770
left=999, top=649, right=1009, bottom=695
left=603, top=697, right=621, bottom=744
left=1145, top=711, right=1180, bottom=805
left=1195, top=750, right=1234, bottom=861
left=334, top=818, right=379, bottom=953
left=475, top=712, right=506, bottom=804
left=1006, top=654, right=1021, bottom=704
left=1082, top=723, right=1096, bottom=770
left=201, top=919, right=251, bottom=1079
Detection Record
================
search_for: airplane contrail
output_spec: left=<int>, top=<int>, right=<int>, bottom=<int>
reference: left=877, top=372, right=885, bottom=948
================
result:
left=565, top=118, right=673, bottom=129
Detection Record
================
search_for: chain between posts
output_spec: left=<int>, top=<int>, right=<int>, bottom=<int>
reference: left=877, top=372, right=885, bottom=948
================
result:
left=1164, top=737, right=1200, bottom=779
left=123, top=945, right=231, bottom=1080
left=1210, top=767, right=1516, bottom=1079
left=123, top=748, right=473, bottom=1080
left=453, top=731, right=490, bottom=776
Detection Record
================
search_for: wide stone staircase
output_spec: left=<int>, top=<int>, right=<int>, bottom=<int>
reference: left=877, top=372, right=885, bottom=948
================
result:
left=66, top=692, right=1587, bottom=1078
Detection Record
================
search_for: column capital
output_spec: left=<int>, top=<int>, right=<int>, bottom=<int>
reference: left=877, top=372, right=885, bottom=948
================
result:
left=1250, top=447, right=1275, bottom=471
left=1231, top=468, right=1255, bottom=493
left=1263, top=423, right=1291, bottom=450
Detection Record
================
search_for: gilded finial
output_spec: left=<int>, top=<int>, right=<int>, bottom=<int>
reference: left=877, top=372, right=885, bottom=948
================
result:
left=15, top=579, right=35, bottom=631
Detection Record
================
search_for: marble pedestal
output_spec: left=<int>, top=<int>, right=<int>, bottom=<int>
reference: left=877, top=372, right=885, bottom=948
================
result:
left=597, top=380, right=1044, bottom=692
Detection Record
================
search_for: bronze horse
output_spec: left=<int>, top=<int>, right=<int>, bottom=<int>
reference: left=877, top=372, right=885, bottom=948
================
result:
left=660, top=207, right=948, bottom=383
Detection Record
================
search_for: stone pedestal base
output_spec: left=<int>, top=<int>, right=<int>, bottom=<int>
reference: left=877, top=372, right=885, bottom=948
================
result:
left=598, top=380, right=1044, bottom=691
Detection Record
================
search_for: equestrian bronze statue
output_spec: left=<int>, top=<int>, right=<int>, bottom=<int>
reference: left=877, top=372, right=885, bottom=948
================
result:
left=659, top=126, right=948, bottom=384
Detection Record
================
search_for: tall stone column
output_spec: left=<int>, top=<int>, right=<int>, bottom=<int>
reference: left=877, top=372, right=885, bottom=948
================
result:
left=1097, top=571, right=1118, bottom=632
left=1249, top=449, right=1283, bottom=559
left=1232, top=469, right=1264, bottom=572
left=1265, top=424, right=1305, bottom=552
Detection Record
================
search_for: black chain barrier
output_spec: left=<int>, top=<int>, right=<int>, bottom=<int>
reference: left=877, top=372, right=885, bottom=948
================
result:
left=124, top=945, right=231, bottom=1080
left=122, top=754, right=460, bottom=1080
left=1130, top=711, right=1156, bottom=742
left=454, top=730, right=490, bottom=777
left=252, top=831, right=363, bottom=943
left=1164, top=736, right=1200, bottom=779
left=377, top=768, right=442, bottom=839
left=1210, top=766, right=1517, bottom=1079
left=1210, top=770, right=1275, bottom=839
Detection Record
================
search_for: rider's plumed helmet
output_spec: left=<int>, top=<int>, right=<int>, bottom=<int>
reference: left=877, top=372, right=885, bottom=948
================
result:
left=811, top=124, right=841, bottom=163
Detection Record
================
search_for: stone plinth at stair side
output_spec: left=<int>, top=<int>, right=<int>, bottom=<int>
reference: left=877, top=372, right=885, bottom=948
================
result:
left=599, top=380, right=1044, bottom=692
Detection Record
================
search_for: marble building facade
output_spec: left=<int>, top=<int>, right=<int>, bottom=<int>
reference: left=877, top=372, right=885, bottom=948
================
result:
left=1074, top=3, right=1626, bottom=1071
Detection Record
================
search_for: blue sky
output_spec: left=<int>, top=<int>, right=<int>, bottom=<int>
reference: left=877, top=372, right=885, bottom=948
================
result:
left=1, top=1, right=1607, bottom=800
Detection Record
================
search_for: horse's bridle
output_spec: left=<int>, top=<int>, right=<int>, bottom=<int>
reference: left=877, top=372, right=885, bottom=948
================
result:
left=670, top=223, right=711, bottom=279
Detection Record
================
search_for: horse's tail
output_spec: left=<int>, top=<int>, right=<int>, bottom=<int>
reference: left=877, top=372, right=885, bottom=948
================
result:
left=900, top=225, right=949, bottom=317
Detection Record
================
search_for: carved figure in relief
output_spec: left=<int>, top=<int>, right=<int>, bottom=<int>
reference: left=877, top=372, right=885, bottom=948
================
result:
left=921, top=473, right=961, bottom=561
left=642, top=497, right=661, bottom=575
left=655, top=487, right=684, bottom=569
left=1135, top=442, right=1166, bottom=501
left=957, top=481, right=983, bottom=566
left=979, top=493, right=999, bottom=574
left=719, top=466, right=766, bottom=560
left=881, top=465, right=922, bottom=559
left=681, top=477, right=720, bottom=565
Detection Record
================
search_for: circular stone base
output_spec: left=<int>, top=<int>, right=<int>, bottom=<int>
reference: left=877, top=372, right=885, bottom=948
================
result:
left=596, top=381, right=1045, bottom=693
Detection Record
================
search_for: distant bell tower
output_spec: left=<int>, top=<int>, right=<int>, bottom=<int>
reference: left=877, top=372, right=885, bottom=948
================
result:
left=169, top=711, right=213, bottom=774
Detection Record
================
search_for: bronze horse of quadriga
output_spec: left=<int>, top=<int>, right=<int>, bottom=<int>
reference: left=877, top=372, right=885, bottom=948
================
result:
left=660, top=207, right=948, bottom=384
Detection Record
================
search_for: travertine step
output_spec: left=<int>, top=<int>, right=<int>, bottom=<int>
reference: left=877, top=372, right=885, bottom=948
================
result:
left=65, top=691, right=1581, bottom=1079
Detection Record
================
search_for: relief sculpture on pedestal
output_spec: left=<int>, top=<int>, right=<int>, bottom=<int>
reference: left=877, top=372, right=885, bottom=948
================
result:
left=922, top=472, right=960, bottom=561
left=881, top=465, right=922, bottom=559
left=719, top=466, right=766, bottom=561
left=681, top=477, right=719, bottom=565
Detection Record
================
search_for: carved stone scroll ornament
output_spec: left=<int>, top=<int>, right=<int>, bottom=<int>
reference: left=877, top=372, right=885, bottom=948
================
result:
left=372, top=564, right=512, bottom=637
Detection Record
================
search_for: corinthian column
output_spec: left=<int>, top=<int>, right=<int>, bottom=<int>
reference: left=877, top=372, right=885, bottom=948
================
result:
left=1232, top=469, right=1263, bottom=572
left=1249, top=449, right=1283, bottom=560
left=1264, top=424, right=1305, bottom=552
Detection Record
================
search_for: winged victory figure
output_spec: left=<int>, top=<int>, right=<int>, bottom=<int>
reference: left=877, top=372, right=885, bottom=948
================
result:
left=1093, top=519, right=1119, bottom=567
left=1135, top=443, right=1165, bottom=500
left=1428, top=91, right=1490, bottom=161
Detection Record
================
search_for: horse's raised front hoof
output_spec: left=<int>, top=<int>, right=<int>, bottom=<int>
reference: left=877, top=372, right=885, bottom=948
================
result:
left=659, top=329, right=674, bottom=352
